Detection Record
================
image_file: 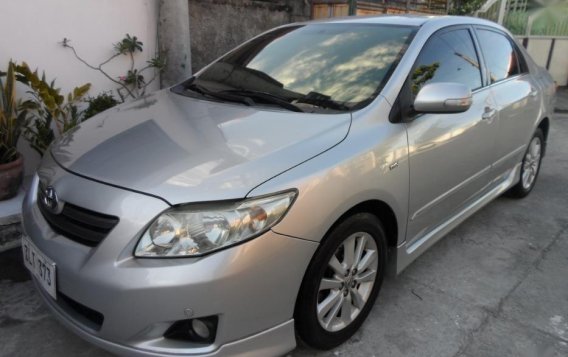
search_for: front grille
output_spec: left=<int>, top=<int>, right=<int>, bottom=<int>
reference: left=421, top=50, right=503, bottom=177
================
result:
left=58, top=292, right=104, bottom=331
left=38, top=189, right=119, bottom=247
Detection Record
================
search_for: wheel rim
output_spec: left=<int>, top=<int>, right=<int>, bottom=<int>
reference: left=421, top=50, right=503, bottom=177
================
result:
left=522, top=136, right=542, bottom=190
left=316, top=232, right=378, bottom=332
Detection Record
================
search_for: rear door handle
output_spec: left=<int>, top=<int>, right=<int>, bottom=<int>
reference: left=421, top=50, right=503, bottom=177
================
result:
left=529, top=88, right=538, bottom=97
left=482, top=107, right=497, bottom=121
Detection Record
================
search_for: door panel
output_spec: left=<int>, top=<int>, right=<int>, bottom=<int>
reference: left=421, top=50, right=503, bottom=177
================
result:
left=403, top=27, right=499, bottom=247
left=491, top=76, right=539, bottom=176
left=406, top=88, right=498, bottom=246
left=474, top=28, right=541, bottom=178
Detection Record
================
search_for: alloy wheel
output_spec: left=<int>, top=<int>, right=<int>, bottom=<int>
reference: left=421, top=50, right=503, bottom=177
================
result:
left=522, top=136, right=542, bottom=190
left=316, top=232, right=378, bottom=332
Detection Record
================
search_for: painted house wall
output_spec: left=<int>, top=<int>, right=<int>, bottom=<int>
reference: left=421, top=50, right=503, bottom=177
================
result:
left=0, top=0, right=160, bottom=176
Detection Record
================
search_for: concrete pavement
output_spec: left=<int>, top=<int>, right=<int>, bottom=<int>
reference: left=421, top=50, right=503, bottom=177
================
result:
left=1, top=113, right=567, bottom=357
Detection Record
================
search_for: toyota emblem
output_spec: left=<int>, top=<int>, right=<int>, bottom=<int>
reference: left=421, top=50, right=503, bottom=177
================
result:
left=42, top=186, right=60, bottom=213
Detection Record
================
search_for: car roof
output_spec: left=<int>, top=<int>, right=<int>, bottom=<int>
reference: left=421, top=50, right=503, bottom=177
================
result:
left=297, top=15, right=500, bottom=30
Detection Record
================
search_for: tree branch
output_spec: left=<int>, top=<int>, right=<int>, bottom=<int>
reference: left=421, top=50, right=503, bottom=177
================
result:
left=99, top=53, right=122, bottom=68
left=63, top=43, right=137, bottom=101
left=64, top=44, right=99, bottom=71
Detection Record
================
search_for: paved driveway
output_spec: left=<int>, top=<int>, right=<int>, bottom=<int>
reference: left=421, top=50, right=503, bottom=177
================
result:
left=1, top=113, right=567, bottom=357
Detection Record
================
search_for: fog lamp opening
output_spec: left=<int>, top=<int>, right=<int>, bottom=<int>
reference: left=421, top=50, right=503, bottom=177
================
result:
left=164, top=315, right=218, bottom=344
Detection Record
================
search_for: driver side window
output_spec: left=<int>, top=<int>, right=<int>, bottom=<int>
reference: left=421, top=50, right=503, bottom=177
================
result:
left=411, top=29, right=483, bottom=98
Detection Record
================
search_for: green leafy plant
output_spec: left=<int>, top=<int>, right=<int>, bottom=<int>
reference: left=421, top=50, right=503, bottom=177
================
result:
left=15, top=62, right=91, bottom=156
left=449, top=0, right=485, bottom=15
left=0, top=61, right=28, bottom=164
left=526, top=6, right=568, bottom=36
left=504, top=11, right=529, bottom=35
left=62, top=34, right=165, bottom=102
left=114, top=34, right=143, bottom=54
left=83, top=92, right=119, bottom=120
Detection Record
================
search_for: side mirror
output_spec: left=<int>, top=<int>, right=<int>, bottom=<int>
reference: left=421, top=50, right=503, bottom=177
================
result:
left=414, top=82, right=472, bottom=114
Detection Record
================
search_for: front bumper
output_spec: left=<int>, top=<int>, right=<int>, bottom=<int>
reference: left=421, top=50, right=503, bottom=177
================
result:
left=23, top=172, right=318, bottom=356
left=34, top=279, right=296, bottom=357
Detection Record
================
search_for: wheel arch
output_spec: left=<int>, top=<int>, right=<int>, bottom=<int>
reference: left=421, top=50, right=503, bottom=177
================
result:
left=293, top=199, right=396, bottom=346
left=331, top=200, right=399, bottom=250
left=295, top=199, right=400, bottom=303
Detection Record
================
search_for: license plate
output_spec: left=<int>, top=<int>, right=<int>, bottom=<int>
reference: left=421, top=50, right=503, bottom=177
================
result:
left=22, top=236, right=57, bottom=300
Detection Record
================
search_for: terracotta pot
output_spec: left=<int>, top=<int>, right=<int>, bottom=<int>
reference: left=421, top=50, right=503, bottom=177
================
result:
left=0, top=153, right=24, bottom=201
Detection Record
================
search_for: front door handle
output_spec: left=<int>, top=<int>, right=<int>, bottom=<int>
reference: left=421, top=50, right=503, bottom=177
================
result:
left=482, top=107, right=497, bottom=121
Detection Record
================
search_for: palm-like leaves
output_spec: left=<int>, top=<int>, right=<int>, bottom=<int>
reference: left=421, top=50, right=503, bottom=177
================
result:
left=0, top=61, right=27, bottom=164
left=15, top=62, right=91, bottom=156
left=114, top=34, right=143, bottom=55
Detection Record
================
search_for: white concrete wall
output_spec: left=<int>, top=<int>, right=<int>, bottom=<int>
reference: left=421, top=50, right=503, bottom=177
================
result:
left=547, top=40, right=568, bottom=87
left=522, top=37, right=568, bottom=87
left=0, top=0, right=159, bottom=176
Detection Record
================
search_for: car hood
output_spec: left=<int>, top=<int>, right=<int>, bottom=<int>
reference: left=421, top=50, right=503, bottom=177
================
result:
left=50, top=90, right=351, bottom=205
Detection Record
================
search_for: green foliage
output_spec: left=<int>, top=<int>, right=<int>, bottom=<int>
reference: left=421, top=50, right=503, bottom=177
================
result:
left=63, top=34, right=165, bottom=102
left=122, top=69, right=145, bottom=88
left=23, top=110, right=55, bottom=158
left=83, top=92, right=119, bottom=120
left=147, top=57, right=166, bottom=70
left=527, top=7, right=568, bottom=36
left=15, top=62, right=91, bottom=156
left=114, top=34, right=143, bottom=55
left=504, top=11, right=529, bottom=35
left=449, top=0, right=485, bottom=15
left=0, top=61, right=28, bottom=164
left=531, top=18, right=568, bottom=36
left=503, top=7, right=568, bottom=36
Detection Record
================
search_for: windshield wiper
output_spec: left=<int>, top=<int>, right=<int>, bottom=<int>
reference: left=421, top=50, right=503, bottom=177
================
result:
left=220, top=89, right=304, bottom=113
left=182, top=82, right=255, bottom=106
left=295, top=91, right=350, bottom=111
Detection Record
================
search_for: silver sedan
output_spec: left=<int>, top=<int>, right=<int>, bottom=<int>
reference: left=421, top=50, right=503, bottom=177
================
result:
left=22, top=15, right=554, bottom=356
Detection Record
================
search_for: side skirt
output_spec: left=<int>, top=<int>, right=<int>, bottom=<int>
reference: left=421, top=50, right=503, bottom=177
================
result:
left=393, top=162, right=521, bottom=275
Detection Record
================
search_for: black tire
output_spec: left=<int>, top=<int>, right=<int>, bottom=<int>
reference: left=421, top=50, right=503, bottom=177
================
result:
left=507, top=128, right=544, bottom=198
left=295, top=212, right=387, bottom=350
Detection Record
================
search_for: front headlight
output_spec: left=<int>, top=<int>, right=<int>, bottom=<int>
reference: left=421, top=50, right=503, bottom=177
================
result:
left=134, top=190, right=297, bottom=257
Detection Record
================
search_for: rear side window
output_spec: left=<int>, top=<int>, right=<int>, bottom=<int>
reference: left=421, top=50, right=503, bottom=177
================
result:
left=411, top=28, right=482, bottom=95
left=476, top=29, right=521, bottom=83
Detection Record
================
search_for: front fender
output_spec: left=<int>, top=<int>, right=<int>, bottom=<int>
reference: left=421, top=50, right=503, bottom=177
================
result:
left=248, top=102, right=409, bottom=248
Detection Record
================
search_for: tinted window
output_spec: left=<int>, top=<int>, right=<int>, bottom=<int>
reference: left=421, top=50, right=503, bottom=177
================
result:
left=411, top=29, right=482, bottom=95
left=186, top=24, right=416, bottom=111
left=476, top=29, right=521, bottom=83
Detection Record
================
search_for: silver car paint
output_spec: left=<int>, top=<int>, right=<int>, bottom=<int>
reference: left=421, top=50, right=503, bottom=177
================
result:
left=24, top=161, right=317, bottom=355
left=254, top=17, right=553, bottom=272
left=405, top=83, right=500, bottom=249
left=23, top=15, right=554, bottom=356
left=50, top=90, right=350, bottom=204
left=412, top=82, right=473, bottom=113
left=490, top=77, right=542, bottom=176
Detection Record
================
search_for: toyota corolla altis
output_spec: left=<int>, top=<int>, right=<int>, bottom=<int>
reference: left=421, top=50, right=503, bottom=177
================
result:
left=23, top=15, right=554, bottom=356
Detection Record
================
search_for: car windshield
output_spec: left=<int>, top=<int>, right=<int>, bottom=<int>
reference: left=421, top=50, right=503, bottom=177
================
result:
left=176, top=23, right=416, bottom=113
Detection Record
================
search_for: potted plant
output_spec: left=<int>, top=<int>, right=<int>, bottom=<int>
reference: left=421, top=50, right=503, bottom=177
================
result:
left=0, top=61, right=27, bottom=201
